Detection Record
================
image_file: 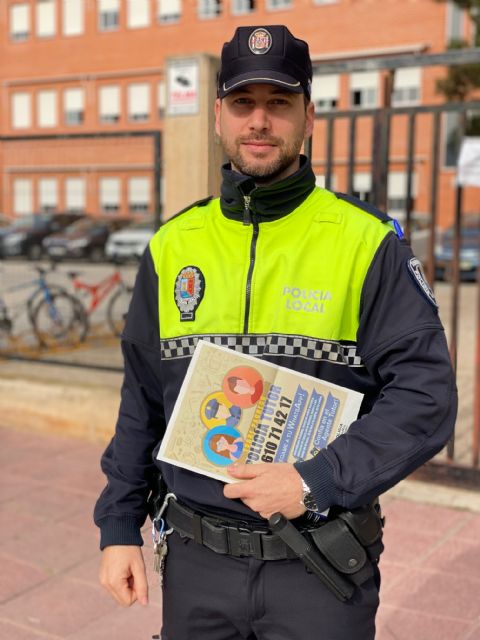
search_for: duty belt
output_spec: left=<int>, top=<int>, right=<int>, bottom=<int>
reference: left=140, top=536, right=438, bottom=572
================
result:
left=165, top=498, right=298, bottom=560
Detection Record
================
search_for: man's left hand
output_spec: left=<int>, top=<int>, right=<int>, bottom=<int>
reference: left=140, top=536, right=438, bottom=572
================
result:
left=224, top=462, right=306, bottom=520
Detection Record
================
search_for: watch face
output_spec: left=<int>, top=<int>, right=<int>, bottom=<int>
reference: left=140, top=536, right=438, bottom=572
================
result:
left=303, top=491, right=318, bottom=512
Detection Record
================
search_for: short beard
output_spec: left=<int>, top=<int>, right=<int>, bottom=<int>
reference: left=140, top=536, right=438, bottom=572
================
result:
left=221, top=131, right=305, bottom=185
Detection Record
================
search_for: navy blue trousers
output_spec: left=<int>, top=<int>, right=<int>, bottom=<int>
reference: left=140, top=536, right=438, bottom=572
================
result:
left=160, top=531, right=380, bottom=640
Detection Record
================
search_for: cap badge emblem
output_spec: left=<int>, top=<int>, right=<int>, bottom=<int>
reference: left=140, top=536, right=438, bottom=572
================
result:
left=174, top=266, right=205, bottom=321
left=248, top=28, right=272, bottom=55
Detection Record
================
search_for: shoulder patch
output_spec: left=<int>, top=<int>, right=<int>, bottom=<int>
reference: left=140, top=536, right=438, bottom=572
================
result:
left=163, top=196, right=213, bottom=225
left=407, top=257, right=438, bottom=308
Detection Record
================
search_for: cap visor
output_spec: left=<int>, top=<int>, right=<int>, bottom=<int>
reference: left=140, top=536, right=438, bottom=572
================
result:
left=219, top=70, right=303, bottom=98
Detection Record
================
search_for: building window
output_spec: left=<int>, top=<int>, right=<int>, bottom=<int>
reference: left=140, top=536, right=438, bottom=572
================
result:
left=314, top=0, right=338, bottom=4
left=232, top=0, right=254, bottom=15
left=64, top=88, right=85, bottom=125
left=158, top=0, right=181, bottom=22
left=36, top=0, right=56, bottom=38
left=198, top=0, right=221, bottom=19
left=315, top=174, right=337, bottom=190
left=37, top=90, right=57, bottom=128
left=63, top=0, right=84, bottom=36
left=127, top=0, right=149, bottom=28
left=447, top=0, right=464, bottom=41
left=266, top=0, right=292, bottom=9
left=311, top=73, right=339, bottom=111
left=10, top=3, right=30, bottom=41
left=158, top=81, right=166, bottom=118
left=128, top=83, right=150, bottom=122
left=443, top=109, right=480, bottom=168
left=65, top=178, right=86, bottom=212
left=100, top=178, right=121, bottom=213
left=392, top=67, right=421, bottom=106
left=352, top=173, right=372, bottom=202
left=128, top=177, right=150, bottom=212
left=350, top=72, right=378, bottom=108
left=387, top=171, right=417, bottom=214
left=14, top=179, right=33, bottom=215
left=98, top=0, right=119, bottom=30
left=39, top=178, right=58, bottom=212
left=11, top=93, right=32, bottom=129
left=99, top=85, right=121, bottom=123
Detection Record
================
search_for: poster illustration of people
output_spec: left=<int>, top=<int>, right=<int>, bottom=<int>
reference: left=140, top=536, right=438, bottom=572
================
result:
left=157, top=341, right=364, bottom=483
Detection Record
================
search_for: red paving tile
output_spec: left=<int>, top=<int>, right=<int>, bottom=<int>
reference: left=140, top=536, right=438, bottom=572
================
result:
left=0, top=553, right=49, bottom=604
left=380, top=525, right=444, bottom=566
left=377, top=605, right=473, bottom=640
left=381, top=498, right=470, bottom=535
left=0, top=471, right=44, bottom=502
left=381, top=569, right=480, bottom=622
left=456, top=513, right=480, bottom=543
left=425, top=537, right=480, bottom=580
left=2, top=486, right=94, bottom=526
left=0, top=577, right=116, bottom=637
left=0, top=619, right=62, bottom=639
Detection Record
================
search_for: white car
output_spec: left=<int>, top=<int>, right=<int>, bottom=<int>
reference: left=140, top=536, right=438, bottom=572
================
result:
left=105, top=220, right=155, bottom=262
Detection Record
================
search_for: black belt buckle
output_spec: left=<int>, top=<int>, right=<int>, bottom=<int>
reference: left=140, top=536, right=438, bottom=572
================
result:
left=226, top=523, right=264, bottom=559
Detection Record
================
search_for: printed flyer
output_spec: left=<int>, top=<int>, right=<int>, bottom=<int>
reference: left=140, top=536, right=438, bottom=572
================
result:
left=157, top=340, right=364, bottom=483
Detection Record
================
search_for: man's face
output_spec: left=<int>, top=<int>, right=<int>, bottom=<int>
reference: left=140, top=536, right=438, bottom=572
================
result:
left=215, top=83, right=314, bottom=185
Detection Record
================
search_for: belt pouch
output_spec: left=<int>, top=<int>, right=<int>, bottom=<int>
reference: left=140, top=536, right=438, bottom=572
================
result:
left=310, top=519, right=373, bottom=586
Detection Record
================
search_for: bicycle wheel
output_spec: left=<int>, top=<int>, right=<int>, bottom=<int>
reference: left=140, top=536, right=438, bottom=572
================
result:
left=106, top=286, right=133, bottom=337
left=32, top=292, right=89, bottom=348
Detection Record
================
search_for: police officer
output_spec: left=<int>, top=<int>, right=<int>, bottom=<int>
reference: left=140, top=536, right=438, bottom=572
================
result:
left=95, top=25, right=457, bottom=639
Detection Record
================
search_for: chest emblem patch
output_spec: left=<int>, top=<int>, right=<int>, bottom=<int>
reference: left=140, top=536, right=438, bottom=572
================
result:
left=407, top=257, right=438, bottom=308
left=174, top=266, right=205, bottom=321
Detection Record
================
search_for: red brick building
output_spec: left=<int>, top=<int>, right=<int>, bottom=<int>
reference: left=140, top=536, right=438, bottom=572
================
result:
left=0, top=0, right=478, bottom=225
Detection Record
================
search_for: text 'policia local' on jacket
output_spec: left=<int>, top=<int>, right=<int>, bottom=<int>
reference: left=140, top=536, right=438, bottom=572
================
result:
left=94, top=156, right=457, bottom=549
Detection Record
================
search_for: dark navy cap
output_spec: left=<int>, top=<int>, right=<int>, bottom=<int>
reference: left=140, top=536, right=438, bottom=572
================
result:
left=218, top=25, right=312, bottom=99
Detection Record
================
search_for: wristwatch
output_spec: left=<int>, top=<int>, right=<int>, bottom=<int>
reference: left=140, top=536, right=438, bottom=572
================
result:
left=300, top=478, right=319, bottom=512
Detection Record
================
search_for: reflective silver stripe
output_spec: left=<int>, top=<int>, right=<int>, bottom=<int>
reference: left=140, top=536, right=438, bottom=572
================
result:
left=222, top=77, right=301, bottom=92
left=160, top=333, right=363, bottom=367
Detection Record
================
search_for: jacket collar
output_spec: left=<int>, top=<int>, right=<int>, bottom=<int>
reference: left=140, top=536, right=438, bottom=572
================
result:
left=220, top=155, right=316, bottom=223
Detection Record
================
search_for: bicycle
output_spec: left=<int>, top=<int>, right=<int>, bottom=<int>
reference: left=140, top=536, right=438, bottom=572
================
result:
left=0, top=265, right=88, bottom=349
left=66, top=266, right=133, bottom=337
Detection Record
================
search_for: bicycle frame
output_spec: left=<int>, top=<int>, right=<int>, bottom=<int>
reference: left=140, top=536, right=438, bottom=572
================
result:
left=70, top=270, right=122, bottom=315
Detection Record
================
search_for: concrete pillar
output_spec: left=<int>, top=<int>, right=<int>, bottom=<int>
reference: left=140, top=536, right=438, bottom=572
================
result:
left=163, top=54, right=223, bottom=220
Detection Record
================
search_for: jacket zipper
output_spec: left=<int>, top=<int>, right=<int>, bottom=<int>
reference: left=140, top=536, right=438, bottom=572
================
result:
left=243, top=195, right=259, bottom=334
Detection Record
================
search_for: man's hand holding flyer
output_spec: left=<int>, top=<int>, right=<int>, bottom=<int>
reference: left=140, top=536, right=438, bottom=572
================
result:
left=157, top=340, right=363, bottom=482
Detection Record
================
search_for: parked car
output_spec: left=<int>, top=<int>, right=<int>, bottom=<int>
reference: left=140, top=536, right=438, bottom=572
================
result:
left=0, top=212, right=85, bottom=260
left=435, top=216, right=480, bottom=282
left=105, top=219, right=156, bottom=262
left=43, top=217, right=129, bottom=262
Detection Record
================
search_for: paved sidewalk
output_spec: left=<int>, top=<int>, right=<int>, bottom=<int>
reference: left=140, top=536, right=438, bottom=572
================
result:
left=1, top=425, right=480, bottom=640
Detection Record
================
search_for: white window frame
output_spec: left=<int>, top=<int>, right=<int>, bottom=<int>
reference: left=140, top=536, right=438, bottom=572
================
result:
left=350, top=72, right=378, bottom=109
left=128, top=177, right=150, bottom=213
left=13, top=179, right=33, bottom=215
left=36, top=0, right=56, bottom=38
left=446, top=0, right=465, bottom=42
left=197, top=0, right=221, bottom=19
left=11, top=93, right=32, bottom=129
left=64, top=88, right=85, bottom=125
left=231, top=0, right=254, bottom=15
left=313, top=0, right=338, bottom=4
left=311, top=73, right=339, bottom=111
left=265, top=0, right=291, bottom=10
left=37, top=90, right=57, bottom=128
left=63, top=0, right=84, bottom=36
left=387, top=171, right=418, bottom=214
left=352, top=172, right=372, bottom=203
left=65, top=177, right=86, bottom=212
left=39, top=178, right=58, bottom=212
left=127, top=0, right=150, bottom=28
left=100, top=177, right=121, bottom=213
left=315, top=174, right=337, bottom=190
left=128, top=83, right=150, bottom=122
left=99, top=85, right=121, bottom=123
left=10, top=3, right=30, bottom=41
left=98, top=0, right=119, bottom=31
left=157, top=0, right=181, bottom=23
left=158, top=81, right=166, bottom=118
left=392, top=68, right=421, bottom=107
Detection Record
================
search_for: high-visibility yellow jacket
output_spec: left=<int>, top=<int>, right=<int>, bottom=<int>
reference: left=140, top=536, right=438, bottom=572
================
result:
left=95, top=157, right=457, bottom=549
